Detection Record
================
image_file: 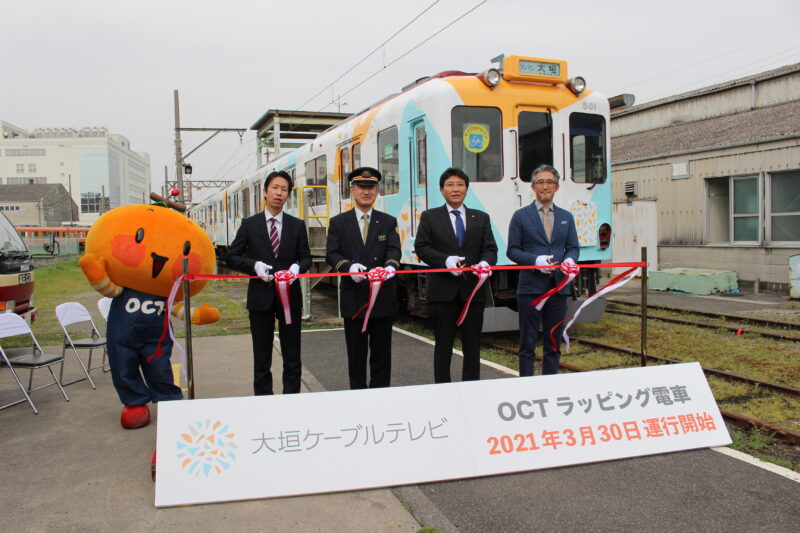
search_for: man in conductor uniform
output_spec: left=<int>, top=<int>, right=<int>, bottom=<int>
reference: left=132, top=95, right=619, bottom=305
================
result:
left=507, top=164, right=579, bottom=377
left=414, top=167, right=497, bottom=383
left=326, top=167, right=401, bottom=389
left=227, top=170, right=312, bottom=395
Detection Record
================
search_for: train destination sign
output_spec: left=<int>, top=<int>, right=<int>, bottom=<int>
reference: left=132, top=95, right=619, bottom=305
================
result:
left=155, top=362, right=730, bottom=507
left=503, top=55, right=568, bottom=84
left=519, top=59, right=561, bottom=77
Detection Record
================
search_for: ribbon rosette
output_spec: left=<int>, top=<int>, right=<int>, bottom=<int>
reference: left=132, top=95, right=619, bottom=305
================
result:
left=354, top=266, right=389, bottom=333
left=531, top=260, right=580, bottom=311
left=274, top=269, right=297, bottom=324
left=455, top=263, right=492, bottom=326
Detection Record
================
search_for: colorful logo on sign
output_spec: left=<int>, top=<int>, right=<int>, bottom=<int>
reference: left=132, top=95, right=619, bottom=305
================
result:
left=176, top=419, right=238, bottom=477
left=463, top=124, right=490, bottom=153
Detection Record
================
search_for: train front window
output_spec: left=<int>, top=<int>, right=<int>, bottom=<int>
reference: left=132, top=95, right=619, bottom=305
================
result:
left=451, top=106, right=502, bottom=181
left=570, top=113, right=607, bottom=183
left=518, top=111, right=553, bottom=183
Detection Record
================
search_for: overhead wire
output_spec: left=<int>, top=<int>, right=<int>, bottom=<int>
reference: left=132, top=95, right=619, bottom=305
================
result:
left=644, top=42, right=800, bottom=102
left=612, top=23, right=800, bottom=94
left=295, top=0, right=442, bottom=112
left=335, top=0, right=489, bottom=103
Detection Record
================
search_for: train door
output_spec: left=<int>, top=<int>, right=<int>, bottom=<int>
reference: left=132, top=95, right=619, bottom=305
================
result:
left=408, top=121, right=428, bottom=236
left=516, top=107, right=553, bottom=204
left=338, top=145, right=351, bottom=214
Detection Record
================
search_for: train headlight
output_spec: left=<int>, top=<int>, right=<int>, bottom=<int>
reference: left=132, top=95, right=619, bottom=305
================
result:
left=567, top=76, right=586, bottom=95
left=481, top=68, right=501, bottom=88
left=0, top=300, right=15, bottom=313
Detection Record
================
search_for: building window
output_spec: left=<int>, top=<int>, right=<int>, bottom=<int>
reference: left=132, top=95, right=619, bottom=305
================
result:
left=769, top=170, right=800, bottom=242
left=706, top=171, right=799, bottom=245
left=16, top=164, right=24, bottom=174
left=378, top=127, right=399, bottom=195
left=28, top=163, right=36, bottom=173
left=81, top=192, right=110, bottom=213
left=7, top=177, right=47, bottom=184
left=5, top=149, right=46, bottom=156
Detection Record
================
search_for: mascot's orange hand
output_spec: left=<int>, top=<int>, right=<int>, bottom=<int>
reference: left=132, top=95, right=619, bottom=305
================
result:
left=78, top=252, right=108, bottom=283
left=191, top=303, right=220, bottom=325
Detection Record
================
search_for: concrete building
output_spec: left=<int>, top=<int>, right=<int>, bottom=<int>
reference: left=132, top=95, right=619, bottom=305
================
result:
left=0, top=121, right=151, bottom=225
left=0, top=183, right=78, bottom=226
left=611, top=63, right=800, bottom=293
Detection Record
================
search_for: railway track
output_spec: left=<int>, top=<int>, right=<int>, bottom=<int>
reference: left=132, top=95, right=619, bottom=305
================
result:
left=607, top=299, right=800, bottom=332
left=605, top=308, right=800, bottom=342
left=482, top=339, right=800, bottom=446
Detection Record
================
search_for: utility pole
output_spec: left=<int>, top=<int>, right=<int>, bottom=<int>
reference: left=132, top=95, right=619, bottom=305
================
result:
left=174, top=90, right=185, bottom=204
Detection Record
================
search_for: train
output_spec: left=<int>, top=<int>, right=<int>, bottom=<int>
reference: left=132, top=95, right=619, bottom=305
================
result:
left=189, top=54, right=613, bottom=317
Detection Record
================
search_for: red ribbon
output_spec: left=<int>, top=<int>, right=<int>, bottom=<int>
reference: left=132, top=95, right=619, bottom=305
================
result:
left=273, top=269, right=296, bottom=324
left=531, top=261, right=581, bottom=310
left=350, top=267, right=389, bottom=333
left=456, top=264, right=492, bottom=326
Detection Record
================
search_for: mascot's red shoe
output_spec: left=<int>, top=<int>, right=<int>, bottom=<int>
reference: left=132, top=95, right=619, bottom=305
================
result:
left=121, top=405, right=151, bottom=429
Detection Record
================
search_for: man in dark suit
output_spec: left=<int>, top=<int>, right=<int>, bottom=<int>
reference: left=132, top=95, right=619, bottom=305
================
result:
left=227, top=170, right=312, bottom=395
left=326, top=167, right=401, bottom=389
left=414, top=167, right=498, bottom=383
left=507, top=164, right=579, bottom=377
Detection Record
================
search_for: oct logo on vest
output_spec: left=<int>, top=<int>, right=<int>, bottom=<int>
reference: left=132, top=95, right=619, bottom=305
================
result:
left=124, top=297, right=166, bottom=315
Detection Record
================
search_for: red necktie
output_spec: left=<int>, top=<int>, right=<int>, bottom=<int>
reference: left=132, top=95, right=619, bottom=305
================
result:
left=270, top=218, right=280, bottom=257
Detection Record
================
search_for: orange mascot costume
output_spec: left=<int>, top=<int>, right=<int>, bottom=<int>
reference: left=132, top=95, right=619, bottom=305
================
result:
left=79, top=204, right=219, bottom=428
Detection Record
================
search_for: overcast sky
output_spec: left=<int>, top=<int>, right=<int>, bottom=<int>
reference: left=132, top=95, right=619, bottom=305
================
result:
left=4, top=0, right=799, bottom=198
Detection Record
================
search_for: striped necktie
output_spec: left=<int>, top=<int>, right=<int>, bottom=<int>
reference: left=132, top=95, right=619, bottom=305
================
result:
left=269, top=218, right=280, bottom=257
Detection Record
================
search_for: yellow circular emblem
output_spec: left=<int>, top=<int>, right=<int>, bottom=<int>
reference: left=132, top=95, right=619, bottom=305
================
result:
left=463, top=124, right=490, bottom=153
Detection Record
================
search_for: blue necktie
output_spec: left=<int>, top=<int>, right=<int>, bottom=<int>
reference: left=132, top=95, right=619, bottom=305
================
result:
left=452, top=210, right=465, bottom=248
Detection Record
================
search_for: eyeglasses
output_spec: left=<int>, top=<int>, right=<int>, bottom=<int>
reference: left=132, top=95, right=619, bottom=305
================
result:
left=534, top=179, right=558, bottom=186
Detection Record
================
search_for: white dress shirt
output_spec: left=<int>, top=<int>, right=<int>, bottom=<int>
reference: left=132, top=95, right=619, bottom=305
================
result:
left=354, top=207, right=373, bottom=237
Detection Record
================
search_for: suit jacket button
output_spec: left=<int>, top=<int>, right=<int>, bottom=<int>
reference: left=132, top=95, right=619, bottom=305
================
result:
left=374, top=257, right=378, bottom=261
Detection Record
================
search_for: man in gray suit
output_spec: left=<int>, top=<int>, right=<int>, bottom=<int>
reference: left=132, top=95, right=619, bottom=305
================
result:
left=507, top=164, right=579, bottom=377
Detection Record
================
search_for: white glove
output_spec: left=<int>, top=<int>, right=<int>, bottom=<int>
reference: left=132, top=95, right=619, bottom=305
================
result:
left=254, top=261, right=273, bottom=282
left=349, top=263, right=366, bottom=283
left=535, top=255, right=554, bottom=267
left=445, top=256, right=466, bottom=277
left=478, top=260, right=492, bottom=277
left=385, top=265, right=396, bottom=280
left=289, top=263, right=300, bottom=284
left=562, top=257, right=576, bottom=267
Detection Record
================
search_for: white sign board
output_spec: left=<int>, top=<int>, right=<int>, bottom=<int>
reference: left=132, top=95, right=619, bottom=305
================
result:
left=155, top=362, right=730, bottom=507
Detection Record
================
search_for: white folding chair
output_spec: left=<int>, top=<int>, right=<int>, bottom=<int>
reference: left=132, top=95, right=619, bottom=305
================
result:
left=0, top=313, right=69, bottom=414
left=97, top=297, right=112, bottom=322
left=55, top=302, right=108, bottom=389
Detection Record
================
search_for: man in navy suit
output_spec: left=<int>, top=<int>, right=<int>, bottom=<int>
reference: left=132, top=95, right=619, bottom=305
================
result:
left=415, top=167, right=497, bottom=383
left=227, top=170, right=312, bottom=395
left=507, top=164, right=579, bottom=377
left=326, top=167, right=401, bottom=389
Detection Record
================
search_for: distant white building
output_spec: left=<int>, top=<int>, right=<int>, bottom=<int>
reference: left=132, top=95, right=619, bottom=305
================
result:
left=0, top=121, right=150, bottom=225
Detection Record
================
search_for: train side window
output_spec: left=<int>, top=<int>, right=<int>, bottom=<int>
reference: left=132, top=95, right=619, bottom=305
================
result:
left=518, top=111, right=553, bottom=182
left=416, top=124, right=427, bottom=187
left=378, top=127, right=399, bottom=195
left=305, top=156, right=327, bottom=206
left=352, top=143, right=361, bottom=169
left=242, top=188, right=250, bottom=217
left=451, top=106, right=502, bottom=182
left=340, top=147, right=351, bottom=199
left=286, top=167, right=296, bottom=209
left=570, top=113, right=607, bottom=183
